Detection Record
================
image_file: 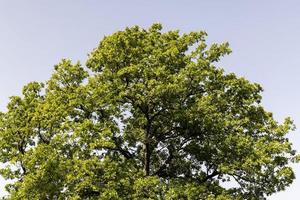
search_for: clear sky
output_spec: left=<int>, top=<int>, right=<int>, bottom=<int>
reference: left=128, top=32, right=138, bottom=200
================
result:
left=0, top=1, right=299, bottom=199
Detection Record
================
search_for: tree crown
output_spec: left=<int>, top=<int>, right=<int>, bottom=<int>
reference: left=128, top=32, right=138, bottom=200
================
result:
left=0, top=24, right=297, bottom=200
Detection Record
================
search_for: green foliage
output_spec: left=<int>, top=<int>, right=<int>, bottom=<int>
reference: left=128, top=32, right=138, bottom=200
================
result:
left=0, top=24, right=297, bottom=199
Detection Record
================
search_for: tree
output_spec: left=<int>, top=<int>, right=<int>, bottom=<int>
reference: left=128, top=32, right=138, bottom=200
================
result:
left=0, top=24, right=298, bottom=199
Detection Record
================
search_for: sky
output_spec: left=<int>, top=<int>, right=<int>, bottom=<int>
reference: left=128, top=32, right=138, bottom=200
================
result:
left=0, top=1, right=299, bottom=199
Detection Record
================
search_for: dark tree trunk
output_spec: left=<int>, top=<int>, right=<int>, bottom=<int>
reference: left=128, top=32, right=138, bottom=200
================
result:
left=144, top=140, right=150, bottom=176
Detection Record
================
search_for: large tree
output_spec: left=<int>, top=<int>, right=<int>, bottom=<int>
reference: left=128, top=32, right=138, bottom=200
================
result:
left=0, top=24, right=298, bottom=199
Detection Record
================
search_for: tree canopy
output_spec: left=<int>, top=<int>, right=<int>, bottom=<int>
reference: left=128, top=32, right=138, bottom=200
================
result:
left=0, top=24, right=298, bottom=200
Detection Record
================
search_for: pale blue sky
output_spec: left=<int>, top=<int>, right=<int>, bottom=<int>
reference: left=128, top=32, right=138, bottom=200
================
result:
left=0, top=1, right=299, bottom=199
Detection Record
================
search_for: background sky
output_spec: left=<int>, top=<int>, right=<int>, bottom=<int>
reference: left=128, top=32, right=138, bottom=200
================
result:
left=0, top=1, right=299, bottom=199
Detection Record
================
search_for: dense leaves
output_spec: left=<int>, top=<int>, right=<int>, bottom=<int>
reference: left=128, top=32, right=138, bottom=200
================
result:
left=0, top=24, right=297, bottom=199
